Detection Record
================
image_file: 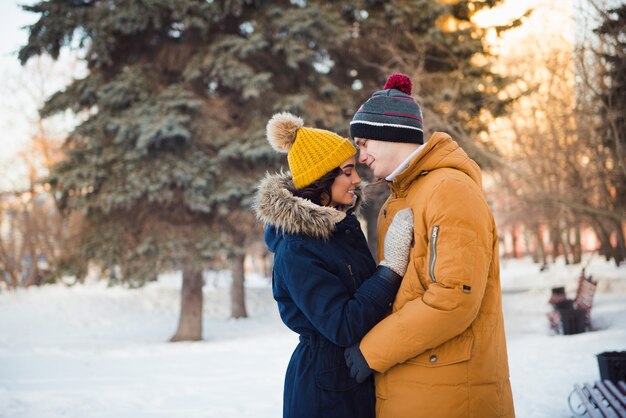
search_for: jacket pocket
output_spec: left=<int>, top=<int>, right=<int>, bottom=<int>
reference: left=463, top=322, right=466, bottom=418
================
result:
left=403, top=255, right=427, bottom=298
left=407, top=333, right=474, bottom=368
left=374, top=371, right=388, bottom=400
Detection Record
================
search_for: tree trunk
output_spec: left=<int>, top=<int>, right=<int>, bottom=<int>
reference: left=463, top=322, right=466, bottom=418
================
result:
left=612, top=220, right=625, bottom=266
left=264, top=252, right=273, bottom=278
left=230, top=253, right=247, bottom=319
left=572, top=224, right=582, bottom=264
left=525, top=227, right=539, bottom=263
left=362, top=202, right=379, bottom=259
left=361, top=184, right=388, bottom=259
left=591, top=217, right=614, bottom=262
left=561, top=227, right=573, bottom=265
left=538, top=228, right=548, bottom=266
left=550, top=222, right=570, bottom=264
left=170, top=268, right=203, bottom=342
left=511, top=225, right=519, bottom=259
left=531, top=224, right=547, bottom=265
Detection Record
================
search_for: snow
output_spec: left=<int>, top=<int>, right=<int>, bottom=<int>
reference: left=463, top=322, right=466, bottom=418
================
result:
left=500, top=257, right=626, bottom=417
left=0, top=257, right=624, bottom=418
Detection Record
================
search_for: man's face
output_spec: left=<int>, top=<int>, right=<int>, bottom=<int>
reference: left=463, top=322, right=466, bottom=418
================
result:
left=354, top=137, right=399, bottom=179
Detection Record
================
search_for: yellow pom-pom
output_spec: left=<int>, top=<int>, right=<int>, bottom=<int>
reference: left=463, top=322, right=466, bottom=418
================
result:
left=266, top=112, right=304, bottom=153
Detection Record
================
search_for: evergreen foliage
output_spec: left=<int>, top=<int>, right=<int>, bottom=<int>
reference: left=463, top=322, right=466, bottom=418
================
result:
left=20, top=0, right=509, bottom=284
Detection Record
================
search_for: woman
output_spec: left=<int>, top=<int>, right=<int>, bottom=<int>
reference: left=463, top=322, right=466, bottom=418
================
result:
left=253, top=112, right=413, bottom=418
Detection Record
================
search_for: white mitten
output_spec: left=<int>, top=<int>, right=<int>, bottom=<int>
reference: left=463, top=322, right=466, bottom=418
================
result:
left=379, top=208, right=414, bottom=276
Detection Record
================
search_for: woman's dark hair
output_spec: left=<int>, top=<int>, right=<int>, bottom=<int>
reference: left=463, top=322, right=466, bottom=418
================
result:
left=289, top=167, right=342, bottom=206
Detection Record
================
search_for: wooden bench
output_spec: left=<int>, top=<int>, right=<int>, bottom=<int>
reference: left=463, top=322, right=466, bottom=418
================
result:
left=548, top=269, right=597, bottom=334
left=574, top=269, right=598, bottom=329
left=569, top=380, right=626, bottom=417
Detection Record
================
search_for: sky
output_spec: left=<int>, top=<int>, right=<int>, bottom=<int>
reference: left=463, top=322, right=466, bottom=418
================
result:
left=0, top=2, right=35, bottom=61
left=473, top=0, right=576, bottom=53
left=0, top=1, right=38, bottom=190
left=0, top=1, right=83, bottom=192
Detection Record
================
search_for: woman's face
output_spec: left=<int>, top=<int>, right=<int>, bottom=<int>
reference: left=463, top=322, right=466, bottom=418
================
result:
left=330, top=156, right=361, bottom=207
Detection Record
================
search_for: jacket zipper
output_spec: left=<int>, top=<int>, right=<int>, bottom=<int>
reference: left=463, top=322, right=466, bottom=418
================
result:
left=347, top=264, right=356, bottom=290
left=429, top=225, right=439, bottom=283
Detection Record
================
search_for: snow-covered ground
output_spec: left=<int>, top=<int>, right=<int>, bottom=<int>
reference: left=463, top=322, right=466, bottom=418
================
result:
left=0, top=257, right=624, bottom=418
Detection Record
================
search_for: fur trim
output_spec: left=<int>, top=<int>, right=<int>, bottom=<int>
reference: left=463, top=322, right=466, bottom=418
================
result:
left=266, top=112, right=303, bottom=153
left=253, top=172, right=363, bottom=240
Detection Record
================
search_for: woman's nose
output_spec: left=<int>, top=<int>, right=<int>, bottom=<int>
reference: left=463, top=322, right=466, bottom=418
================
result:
left=353, top=171, right=362, bottom=185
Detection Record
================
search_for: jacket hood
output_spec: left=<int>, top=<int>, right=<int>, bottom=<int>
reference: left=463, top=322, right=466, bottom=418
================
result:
left=253, top=171, right=364, bottom=242
left=392, top=132, right=482, bottom=195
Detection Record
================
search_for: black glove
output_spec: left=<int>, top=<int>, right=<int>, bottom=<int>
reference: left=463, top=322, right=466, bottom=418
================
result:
left=344, top=344, right=374, bottom=383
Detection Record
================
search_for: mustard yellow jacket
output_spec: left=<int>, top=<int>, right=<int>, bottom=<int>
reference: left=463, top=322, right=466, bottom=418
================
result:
left=361, top=132, right=515, bottom=418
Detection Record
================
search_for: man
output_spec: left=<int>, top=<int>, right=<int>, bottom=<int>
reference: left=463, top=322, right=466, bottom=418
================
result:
left=344, top=73, right=515, bottom=418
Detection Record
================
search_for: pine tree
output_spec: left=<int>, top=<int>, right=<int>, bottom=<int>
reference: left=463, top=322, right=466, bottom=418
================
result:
left=20, top=0, right=509, bottom=340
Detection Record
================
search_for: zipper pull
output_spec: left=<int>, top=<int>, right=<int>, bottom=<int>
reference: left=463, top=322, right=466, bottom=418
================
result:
left=347, top=264, right=356, bottom=290
left=429, top=225, right=440, bottom=283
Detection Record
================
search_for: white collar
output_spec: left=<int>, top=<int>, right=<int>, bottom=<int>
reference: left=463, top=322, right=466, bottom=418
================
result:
left=385, top=143, right=427, bottom=182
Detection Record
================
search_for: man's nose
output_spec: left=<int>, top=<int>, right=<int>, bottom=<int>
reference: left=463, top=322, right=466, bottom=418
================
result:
left=358, top=150, right=367, bottom=164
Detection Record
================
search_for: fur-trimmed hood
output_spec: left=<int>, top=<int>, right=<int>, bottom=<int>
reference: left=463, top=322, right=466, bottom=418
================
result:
left=253, top=171, right=364, bottom=241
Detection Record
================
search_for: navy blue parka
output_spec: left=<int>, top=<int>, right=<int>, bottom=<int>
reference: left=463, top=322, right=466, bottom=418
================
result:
left=254, top=173, right=400, bottom=418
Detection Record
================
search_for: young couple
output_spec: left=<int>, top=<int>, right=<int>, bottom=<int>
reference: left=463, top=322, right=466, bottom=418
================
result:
left=254, top=74, right=515, bottom=418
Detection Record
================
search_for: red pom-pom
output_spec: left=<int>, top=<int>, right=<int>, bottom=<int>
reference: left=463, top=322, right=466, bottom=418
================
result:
left=383, top=73, right=412, bottom=95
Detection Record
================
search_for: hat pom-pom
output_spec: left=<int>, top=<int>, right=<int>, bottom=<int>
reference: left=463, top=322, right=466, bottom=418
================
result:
left=266, top=112, right=304, bottom=153
left=383, top=73, right=412, bottom=95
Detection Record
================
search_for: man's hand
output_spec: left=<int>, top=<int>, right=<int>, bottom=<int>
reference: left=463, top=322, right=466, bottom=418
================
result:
left=344, top=344, right=374, bottom=383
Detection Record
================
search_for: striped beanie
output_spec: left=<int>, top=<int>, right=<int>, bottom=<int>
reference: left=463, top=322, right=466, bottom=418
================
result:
left=350, top=73, right=424, bottom=144
left=266, top=112, right=356, bottom=189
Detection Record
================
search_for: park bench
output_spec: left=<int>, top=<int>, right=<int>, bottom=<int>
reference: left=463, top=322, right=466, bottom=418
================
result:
left=547, top=268, right=597, bottom=334
left=568, top=380, right=626, bottom=417
left=573, top=269, right=598, bottom=329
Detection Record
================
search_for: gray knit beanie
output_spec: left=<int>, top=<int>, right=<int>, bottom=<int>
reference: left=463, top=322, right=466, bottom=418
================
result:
left=349, top=73, right=424, bottom=144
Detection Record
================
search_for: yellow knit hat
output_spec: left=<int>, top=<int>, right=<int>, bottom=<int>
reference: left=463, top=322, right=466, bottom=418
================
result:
left=266, top=112, right=356, bottom=188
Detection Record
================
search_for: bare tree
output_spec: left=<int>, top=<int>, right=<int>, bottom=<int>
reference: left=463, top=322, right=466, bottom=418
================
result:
left=0, top=54, right=84, bottom=289
left=480, top=1, right=624, bottom=265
